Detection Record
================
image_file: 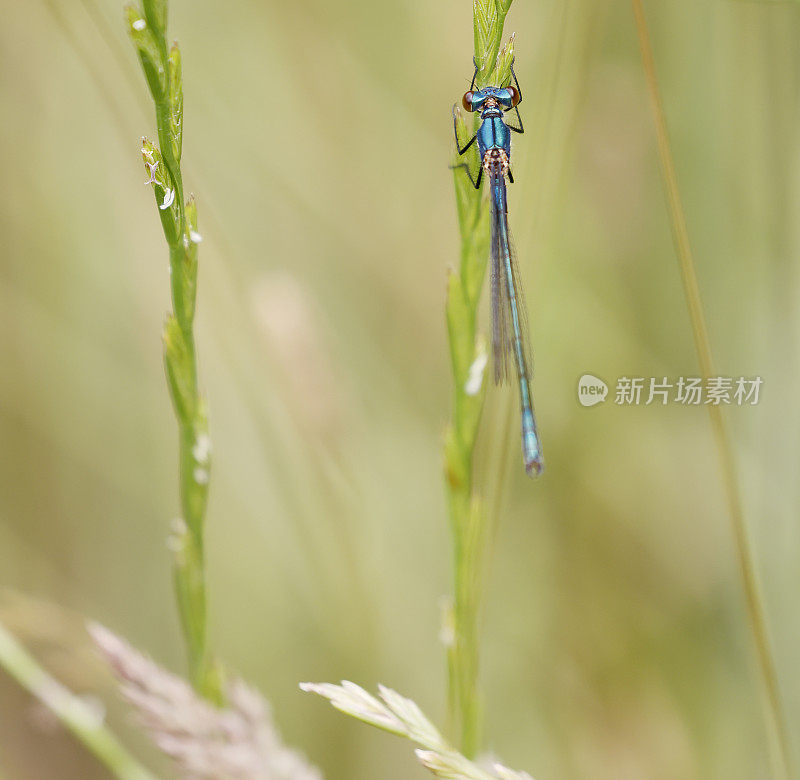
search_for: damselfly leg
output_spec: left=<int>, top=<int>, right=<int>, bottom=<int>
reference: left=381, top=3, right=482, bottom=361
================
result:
left=505, top=61, right=525, bottom=134
left=451, top=106, right=482, bottom=189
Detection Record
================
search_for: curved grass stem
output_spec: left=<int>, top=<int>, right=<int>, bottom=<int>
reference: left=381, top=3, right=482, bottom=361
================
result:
left=632, top=2, right=794, bottom=776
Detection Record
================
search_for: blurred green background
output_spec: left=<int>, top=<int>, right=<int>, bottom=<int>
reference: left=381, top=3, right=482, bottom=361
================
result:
left=1, top=0, right=799, bottom=777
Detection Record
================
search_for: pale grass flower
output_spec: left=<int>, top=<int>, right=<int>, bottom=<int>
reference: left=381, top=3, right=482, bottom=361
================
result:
left=90, top=624, right=321, bottom=780
left=464, top=347, right=488, bottom=397
left=192, top=433, right=211, bottom=464
left=302, top=681, right=534, bottom=780
left=160, top=188, right=175, bottom=210
left=143, top=160, right=159, bottom=185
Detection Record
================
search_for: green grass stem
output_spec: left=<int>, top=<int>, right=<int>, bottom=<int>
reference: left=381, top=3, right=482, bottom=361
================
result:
left=125, top=0, right=222, bottom=704
left=445, top=0, right=517, bottom=758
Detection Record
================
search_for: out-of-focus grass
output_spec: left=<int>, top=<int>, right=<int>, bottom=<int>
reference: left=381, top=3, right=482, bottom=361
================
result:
left=634, top=2, right=793, bottom=774
left=0, top=0, right=799, bottom=778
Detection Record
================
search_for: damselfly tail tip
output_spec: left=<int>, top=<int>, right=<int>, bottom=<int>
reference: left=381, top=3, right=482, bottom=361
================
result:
left=521, top=409, right=543, bottom=477
left=524, top=455, right=544, bottom=478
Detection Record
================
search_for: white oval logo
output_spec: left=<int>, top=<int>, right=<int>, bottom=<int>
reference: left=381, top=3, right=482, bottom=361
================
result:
left=577, top=374, right=608, bottom=407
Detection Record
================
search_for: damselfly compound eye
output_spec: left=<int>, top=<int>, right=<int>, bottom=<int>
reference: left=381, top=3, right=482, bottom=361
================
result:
left=462, top=91, right=475, bottom=112
left=507, top=85, right=520, bottom=107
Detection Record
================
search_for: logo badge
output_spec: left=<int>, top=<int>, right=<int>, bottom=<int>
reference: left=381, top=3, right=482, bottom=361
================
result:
left=578, top=374, right=608, bottom=407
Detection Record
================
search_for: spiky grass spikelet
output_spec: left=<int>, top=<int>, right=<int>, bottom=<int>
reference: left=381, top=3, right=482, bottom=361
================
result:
left=91, top=624, right=321, bottom=780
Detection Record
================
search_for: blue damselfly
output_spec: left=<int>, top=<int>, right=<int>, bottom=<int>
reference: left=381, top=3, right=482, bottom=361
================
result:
left=452, top=59, right=543, bottom=476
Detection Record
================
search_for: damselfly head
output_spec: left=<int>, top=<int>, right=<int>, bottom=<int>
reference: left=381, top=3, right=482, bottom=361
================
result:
left=464, top=86, right=517, bottom=115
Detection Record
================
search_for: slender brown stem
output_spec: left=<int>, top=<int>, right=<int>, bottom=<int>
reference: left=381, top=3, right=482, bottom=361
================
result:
left=632, top=3, right=793, bottom=777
